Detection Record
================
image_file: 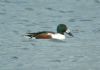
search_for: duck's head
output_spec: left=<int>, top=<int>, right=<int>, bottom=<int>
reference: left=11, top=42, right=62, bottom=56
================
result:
left=57, top=24, right=73, bottom=37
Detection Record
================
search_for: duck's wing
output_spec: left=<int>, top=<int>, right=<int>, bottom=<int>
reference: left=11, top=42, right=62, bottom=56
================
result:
left=25, top=31, right=55, bottom=38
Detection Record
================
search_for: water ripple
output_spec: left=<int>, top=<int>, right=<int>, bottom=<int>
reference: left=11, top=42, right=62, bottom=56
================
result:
left=79, top=19, right=93, bottom=21
left=25, top=7, right=34, bottom=11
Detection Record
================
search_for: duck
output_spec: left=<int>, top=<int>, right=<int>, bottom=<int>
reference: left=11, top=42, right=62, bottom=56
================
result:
left=25, top=24, right=73, bottom=40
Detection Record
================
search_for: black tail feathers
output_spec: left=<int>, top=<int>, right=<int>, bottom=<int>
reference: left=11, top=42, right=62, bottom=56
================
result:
left=25, top=33, right=37, bottom=38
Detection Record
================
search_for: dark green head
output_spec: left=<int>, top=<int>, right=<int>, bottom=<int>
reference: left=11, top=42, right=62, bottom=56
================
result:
left=57, top=24, right=67, bottom=34
left=57, top=24, right=73, bottom=36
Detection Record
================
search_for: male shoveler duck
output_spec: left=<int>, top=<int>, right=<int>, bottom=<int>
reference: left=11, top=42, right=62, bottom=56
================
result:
left=25, top=24, right=73, bottom=40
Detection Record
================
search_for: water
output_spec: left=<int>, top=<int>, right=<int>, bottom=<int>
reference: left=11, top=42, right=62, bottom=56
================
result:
left=0, top=0, right=100, bottom=70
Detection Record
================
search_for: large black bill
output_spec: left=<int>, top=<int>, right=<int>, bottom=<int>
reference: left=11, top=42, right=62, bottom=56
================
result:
left=67, top=32, right=73, bottom=37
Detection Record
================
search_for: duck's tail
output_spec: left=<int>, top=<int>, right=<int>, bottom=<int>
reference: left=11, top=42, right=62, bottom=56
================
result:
left=25, top=33, right=37, bottom=38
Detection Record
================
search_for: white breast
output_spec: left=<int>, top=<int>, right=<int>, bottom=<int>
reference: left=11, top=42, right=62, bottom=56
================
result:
left=50, top=33, right=65, bottom=40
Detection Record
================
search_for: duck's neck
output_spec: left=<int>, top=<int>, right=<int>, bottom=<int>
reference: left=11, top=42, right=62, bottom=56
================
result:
left=57, top=32, right=64, bottom=35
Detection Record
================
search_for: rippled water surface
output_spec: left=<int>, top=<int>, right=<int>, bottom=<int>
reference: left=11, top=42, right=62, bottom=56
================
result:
left=0, top=0, right=100, bottom=70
